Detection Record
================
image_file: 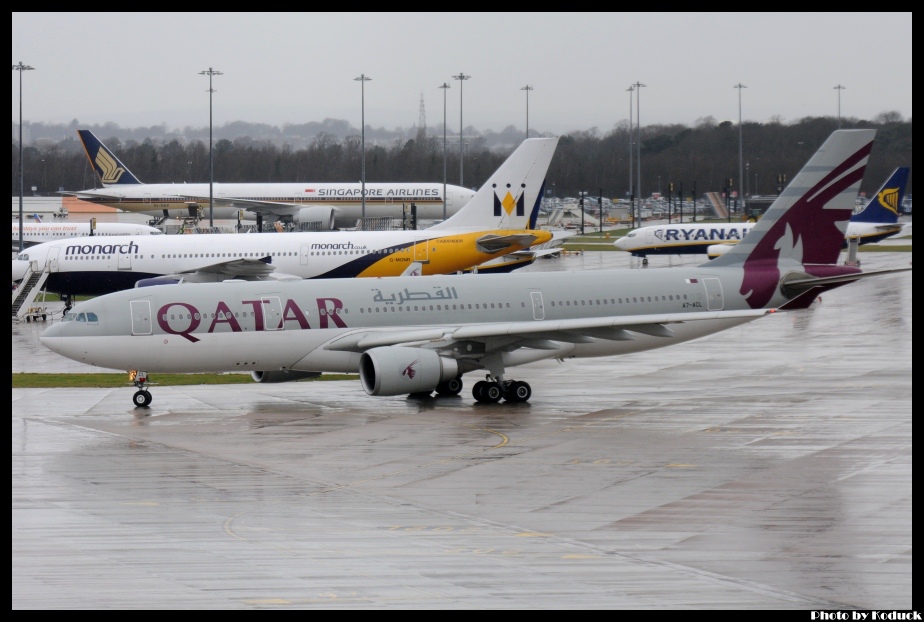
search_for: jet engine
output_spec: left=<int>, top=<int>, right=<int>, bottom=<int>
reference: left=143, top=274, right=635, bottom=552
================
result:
left=706, top=244, right=734, bottom=259
left=359, top=347, right=459, bottom=396
left=294, top=206, right=337, bottom=230
left=250, top=370, right=323, bottom=383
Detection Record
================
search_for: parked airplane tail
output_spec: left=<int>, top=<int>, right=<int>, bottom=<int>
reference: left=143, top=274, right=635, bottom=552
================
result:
left=77, top=129, right=144, bottom=186
left=430, top=138, right=558, bottom=231
left=708, top=129, right=874, bottom=271
left=850, top=166, right=909, bottom=224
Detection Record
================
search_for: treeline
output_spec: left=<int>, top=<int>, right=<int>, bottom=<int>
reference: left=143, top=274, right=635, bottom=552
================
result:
left=11, top=113, right=912, bottom=201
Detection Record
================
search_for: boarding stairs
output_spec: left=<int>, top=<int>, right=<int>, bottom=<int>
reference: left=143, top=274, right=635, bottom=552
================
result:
left=12, top=260, right=50, bottom=321
left=705, top=192, right=728, bottom=219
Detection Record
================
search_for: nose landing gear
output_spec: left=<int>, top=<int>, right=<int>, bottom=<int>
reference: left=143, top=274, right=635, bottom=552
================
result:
left=129, top=371, right=154, bottom=407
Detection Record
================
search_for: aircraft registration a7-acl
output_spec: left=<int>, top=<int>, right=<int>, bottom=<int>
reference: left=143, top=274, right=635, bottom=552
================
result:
left=69, top=130, right=476, bottom=229
left=42, top=130, right=910, bottom=407
left=14, top=138, right=559, bottom=308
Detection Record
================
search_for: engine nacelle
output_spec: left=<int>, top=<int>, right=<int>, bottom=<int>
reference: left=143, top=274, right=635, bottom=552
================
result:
left=134, top=277, right=182, bottom=288
left=295, top=206, right=336, bottom=230
left=706, top=243, right=734, bottom=259
left=359, top=347, right=459, bottom=396
left=250, top=370, right=322, bottom=383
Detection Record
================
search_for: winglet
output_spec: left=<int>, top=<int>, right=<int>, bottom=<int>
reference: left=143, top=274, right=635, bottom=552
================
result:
left=77, top=129, right=144, bottom=186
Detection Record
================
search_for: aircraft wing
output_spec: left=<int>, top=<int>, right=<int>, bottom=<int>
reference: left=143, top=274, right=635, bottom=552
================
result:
left=164, top=256, right=286, bottom=283
left=475, top=233, right=543, bottom=253
left=177, top=195, right=304, bottom=219
left=322, top=309, right=774, bottom=355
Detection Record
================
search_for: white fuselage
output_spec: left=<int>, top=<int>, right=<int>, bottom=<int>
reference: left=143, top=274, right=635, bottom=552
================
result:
left=76, top=182, right=476, bottom=227
left=12, top=221, right=162, bottom=249
left=39, top=265, right=770, bottom=375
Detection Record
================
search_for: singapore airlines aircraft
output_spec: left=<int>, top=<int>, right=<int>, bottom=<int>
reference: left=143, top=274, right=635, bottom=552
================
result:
left=12, top=219, right=163, bottom=251
left=67, top=129, right=477, bottom=229
left=614, top=166, right=910, bottom=261
left=14, top=138, right=558, bottom=309
left=41, top=130, right=910, bottom=408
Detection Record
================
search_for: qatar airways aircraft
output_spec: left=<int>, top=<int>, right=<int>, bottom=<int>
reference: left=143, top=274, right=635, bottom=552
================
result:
left=14, top=138, right=558, bottom=310
left=614, top=166, right=910, bottom=261
left=67, top=129, right=476, bottom=229
left=41, top=130, right=910, bottom=407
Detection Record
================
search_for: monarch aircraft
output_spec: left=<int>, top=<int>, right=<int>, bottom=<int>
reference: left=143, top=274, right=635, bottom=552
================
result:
left=67, top=129, right=476, bottom=230
left=40, top=130, right=911, bottom=407
left=14, top=138, right=558, bottom=310
left=614, top=166, right=910, bottom=261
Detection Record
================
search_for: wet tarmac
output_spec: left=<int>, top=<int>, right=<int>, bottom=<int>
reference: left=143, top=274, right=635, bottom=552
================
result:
left=12, top=248, right=912, bottom=609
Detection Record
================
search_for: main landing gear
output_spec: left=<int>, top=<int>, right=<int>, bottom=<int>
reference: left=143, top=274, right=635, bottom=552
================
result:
left=130, top=371, right=153, bottom=407
left=472, top=375, right=532, bottom=404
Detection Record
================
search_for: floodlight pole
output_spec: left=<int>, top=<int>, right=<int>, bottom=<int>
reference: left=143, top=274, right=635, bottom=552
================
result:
left=13, top=61, right=35, bottom=254
left=355, top=74, right=372, bottom=222
left=735, top=83, right=747, bottom=216
left=199, top=67, right=222, bottom=228
left=634, top=82, right=646, bottom=226
left=834, top=84, right=845, bottom=128
left=453, top=73, right=470, bottom=186
left=439, top=82, right=450, bottom=220
left=520, top=85, right=533, bottom=139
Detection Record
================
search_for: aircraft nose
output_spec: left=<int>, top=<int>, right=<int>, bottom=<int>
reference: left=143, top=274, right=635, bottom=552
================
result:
left=12, top=259, right=29, bottom=282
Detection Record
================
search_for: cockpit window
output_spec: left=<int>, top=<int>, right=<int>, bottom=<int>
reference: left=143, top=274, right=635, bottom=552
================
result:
left=61, top=311, right=98, bottom=324
left=16, top=252, right=28, bottom=261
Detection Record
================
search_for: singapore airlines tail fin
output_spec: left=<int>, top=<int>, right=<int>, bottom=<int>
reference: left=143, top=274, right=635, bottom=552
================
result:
left=77, top=129, right=144, bottom=186
left=430, top=137, right=558, bottom=231
left=850, top=166, right=909, bottom=224
left=708, top=129, right=875, bottom=273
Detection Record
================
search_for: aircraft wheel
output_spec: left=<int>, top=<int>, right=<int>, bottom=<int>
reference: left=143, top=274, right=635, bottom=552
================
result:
left=472, top=380, right=488, bottom=402
left=436, top=377, right=463, bottom=396
left=482, top=383, right=503, bottom=403
left=133, top=390, right=152, bottom=408
left=504, top=381, right=532, bottom=403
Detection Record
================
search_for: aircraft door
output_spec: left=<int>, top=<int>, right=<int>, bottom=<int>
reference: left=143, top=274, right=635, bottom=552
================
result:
left=300, top=244, right=310, bottom=266
left=261, top=295, right=283, bottom=330
left=414, top=239, right=430, bottom=262
left=703, top=278, right=724, bottom=311
left=530, top=291, right=545, bottom=320
left=130, top=300, right=153, bottom=335
left=118, top=250, right=132, bottom=270
left=47, top=246, right=61, bottom=272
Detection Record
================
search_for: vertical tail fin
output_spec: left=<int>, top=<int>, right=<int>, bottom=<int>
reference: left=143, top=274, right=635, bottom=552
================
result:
left=708, top=129, right=875, bottom=270
left=850, top=166, right=909, bottom=224
left=77, top=129, right=143, bottom=186
left=430, top=138, right=559, bottom=231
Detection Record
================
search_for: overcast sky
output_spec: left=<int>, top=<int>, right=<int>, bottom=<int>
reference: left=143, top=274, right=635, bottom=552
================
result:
left=13, top=12, right=912, bottom=136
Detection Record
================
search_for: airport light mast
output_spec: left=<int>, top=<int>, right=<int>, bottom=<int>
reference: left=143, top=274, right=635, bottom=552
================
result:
left=453, top=73, right=470, bottom=186
left=355, top=74, right=372, bottom=222
left=735, top=83, right=747, bottom=215
left=439, top=82, right=450, bottom=220
left=199, top=67, right=222, bottom=228
left=520, top=85, right=533, bottom=139
left=13, top=61, right=35, bottom=254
